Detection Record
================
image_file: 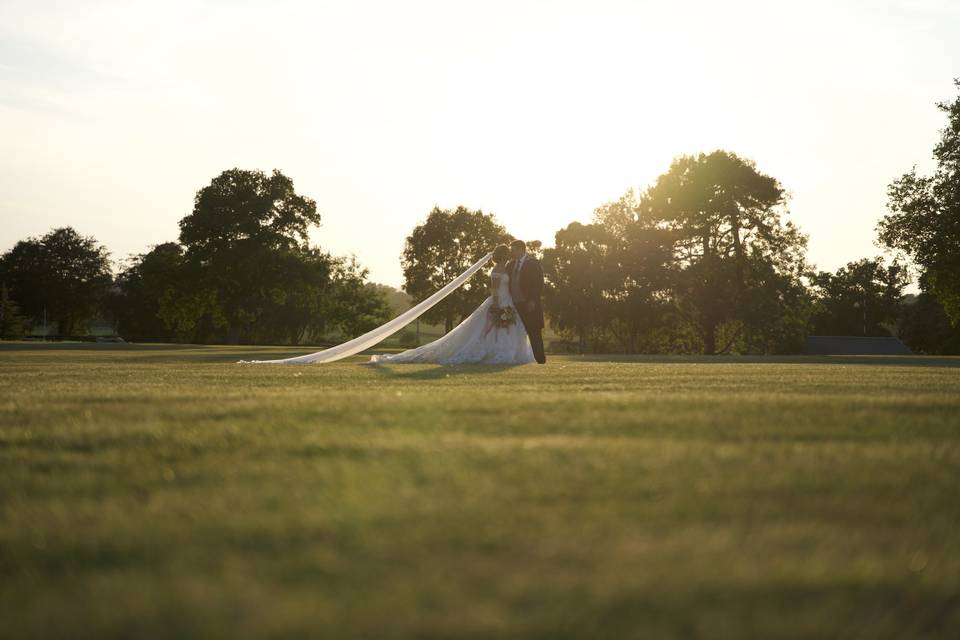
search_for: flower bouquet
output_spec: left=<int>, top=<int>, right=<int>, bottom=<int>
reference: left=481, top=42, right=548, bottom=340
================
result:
left=488, top=304, right=517, bottom=329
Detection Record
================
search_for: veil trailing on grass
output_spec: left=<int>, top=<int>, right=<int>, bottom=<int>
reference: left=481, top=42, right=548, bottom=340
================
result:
left=240, top=252, right=493, bottom=364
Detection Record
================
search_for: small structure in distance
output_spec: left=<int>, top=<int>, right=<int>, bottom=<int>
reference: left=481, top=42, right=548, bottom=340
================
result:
left=804, top=336, right=913, bottom=355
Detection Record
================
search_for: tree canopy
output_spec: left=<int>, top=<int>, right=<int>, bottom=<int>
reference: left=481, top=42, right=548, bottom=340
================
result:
left=110, top=243, right=184, bottom=342
left=898, top=272, right=960, bottom=355
left=591, top=190, right=689, bottom=353
left=641, top=151, right=809, bottom=354
left=809, top=258, right=907, bottom=337
left=180, top=168, right=320, bottom=252
left=879, top=78, right=960, bottom=324
left=108, top=169, right=390, bottom=345
left=401, top=206, right=512, bottom=332
left=171, top=169, right=326, bottom=342
left=543, top=222, right=619, bottom=352
left=0, top=227, right=112, bottom=336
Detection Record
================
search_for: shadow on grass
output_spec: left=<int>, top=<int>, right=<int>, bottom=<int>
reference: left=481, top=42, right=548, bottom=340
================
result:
left=366, top=362, right=521, bottom=380
left=0, top=342, right=195, bottom=352
left=562, top=354, right=960, bottom=369
left=0, top=342, right=334, bottom=364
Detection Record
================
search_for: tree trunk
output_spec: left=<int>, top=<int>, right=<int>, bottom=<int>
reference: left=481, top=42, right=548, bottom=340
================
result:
left=701, top=227, right=717, bottom=355
left=445, top=315, right=453, bottom=333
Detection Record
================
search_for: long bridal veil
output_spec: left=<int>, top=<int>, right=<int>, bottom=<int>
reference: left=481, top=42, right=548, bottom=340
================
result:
left=241, top=252, right=493, bottom=364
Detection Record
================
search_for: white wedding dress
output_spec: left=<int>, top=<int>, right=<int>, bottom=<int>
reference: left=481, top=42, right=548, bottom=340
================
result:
left=240, top=253, right=535, bottom=365
left=370, top=270, right=535, bottom=365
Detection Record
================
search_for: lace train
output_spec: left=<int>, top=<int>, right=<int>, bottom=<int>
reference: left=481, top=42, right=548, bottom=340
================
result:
left=370, top=296, right=535, bottom=365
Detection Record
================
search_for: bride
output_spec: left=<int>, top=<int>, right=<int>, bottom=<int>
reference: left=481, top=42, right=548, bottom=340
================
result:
left=370, top=244, right=535, bottom=365
left=240, top=244, right=537, bottom=365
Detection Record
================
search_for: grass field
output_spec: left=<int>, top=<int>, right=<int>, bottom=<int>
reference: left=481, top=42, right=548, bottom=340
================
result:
left=2, top=343, right=959, bottom=639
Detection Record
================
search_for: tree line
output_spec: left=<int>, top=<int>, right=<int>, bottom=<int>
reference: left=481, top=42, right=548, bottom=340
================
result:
left=397, top=82, right=960, bottom=355
left=0, top=169, right=392, bottom=344
left=2, top=81, right=959, bottom=353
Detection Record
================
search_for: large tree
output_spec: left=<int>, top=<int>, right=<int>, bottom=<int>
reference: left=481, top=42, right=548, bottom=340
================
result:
left=542, top=222, right=619, bottom=352
left=0, top=227, right=112, bottom=336
left=401, top=206, right=512, bottom=332
left=878, top=78, right=960, bottom=324
left=641, top=151, right=809, bottom=354
left=152, top=168, right=389, bottom=345
left=809, top=257, right=907, bottom=337
left=180, top=168, right=320, bottom=253
left=175, top=168, right=323, bottom=343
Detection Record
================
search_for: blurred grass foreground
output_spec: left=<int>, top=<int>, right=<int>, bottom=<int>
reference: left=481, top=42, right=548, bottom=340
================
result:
left=1, top=343, right=959, bottom=638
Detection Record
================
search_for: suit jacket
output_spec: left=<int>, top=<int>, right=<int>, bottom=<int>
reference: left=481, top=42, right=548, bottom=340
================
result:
left=506, top=255, right=545, bottom=328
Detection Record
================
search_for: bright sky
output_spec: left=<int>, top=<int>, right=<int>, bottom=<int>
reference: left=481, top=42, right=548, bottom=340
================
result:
left=1, top=0, right=957, bottom=287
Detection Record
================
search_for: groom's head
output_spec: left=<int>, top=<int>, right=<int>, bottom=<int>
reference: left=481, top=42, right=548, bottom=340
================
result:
left=509, top=239, right=527, bottom=260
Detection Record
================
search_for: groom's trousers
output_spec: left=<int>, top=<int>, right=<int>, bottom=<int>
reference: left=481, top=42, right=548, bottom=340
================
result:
left=517, top=305, right=546, bottom=364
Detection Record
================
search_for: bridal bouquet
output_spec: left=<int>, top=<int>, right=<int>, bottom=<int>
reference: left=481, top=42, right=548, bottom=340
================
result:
left=488, top=305, right=517, bottom=329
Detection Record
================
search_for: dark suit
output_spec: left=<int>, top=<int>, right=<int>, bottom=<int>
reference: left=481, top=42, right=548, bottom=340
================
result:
left=506, top=255, right=546, bottom=364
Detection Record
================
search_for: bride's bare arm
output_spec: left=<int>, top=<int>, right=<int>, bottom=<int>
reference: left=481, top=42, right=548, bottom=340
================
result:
left=490, top=271, right=501, bottom=307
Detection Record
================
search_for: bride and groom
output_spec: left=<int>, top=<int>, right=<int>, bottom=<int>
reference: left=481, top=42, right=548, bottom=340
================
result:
left=243, top=239, right=545, bottom=366
left=371, top=240, right=546, bottom=366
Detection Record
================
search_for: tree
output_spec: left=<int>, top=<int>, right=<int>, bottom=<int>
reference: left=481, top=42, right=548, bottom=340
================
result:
left=401, top=206, right=512, bottom=332
left=180, top=168, right=320, bottom=253
left=240, top=245, right=333, bottom=345
left=641, top=151, right=809, bottom=354
left=0, top=282, right=26, bottom=339
left=542, top=222, right=618, bottom=352
left=734, top=249, right=813, bottom=354
left=370, top=284, right=414, bottom=316
left=0, top=227, right=112, bottom=336
left=809, top=258, right=907, bottom=337
left=323, top=257, right=393, bottom=339
left=143, top=168, right=389, bottom=345
left=898, top=275, right=960, bottom=354
left=175, top=168, right=322, bottom=343
left=111, top=243, right=185, bottom=341
left=879, top=78, right=960, bottom=324
left=105, top=168, right=389, bottom=345
left=592, top=190, right=678, bottom=353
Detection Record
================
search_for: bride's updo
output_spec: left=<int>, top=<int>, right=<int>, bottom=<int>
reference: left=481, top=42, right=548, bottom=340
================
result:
left=492, top=244, right=510, bottom=265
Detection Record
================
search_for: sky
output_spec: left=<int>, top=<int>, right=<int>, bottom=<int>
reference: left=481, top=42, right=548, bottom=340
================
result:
left=1, top=0, right=957, bottom=287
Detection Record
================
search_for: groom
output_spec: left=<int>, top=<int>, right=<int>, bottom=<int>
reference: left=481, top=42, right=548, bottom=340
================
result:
left=507, top=239, right=546, bottom=364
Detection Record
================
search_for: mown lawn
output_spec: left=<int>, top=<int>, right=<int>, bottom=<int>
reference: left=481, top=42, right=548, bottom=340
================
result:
left=1, top=343, right=959, bottom=639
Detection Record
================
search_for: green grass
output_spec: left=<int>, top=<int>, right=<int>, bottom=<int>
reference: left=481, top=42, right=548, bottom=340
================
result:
left=2, top=343, right=959, bottom=639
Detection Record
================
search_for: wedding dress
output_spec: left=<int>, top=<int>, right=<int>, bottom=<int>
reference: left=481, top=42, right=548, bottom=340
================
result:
left=241, top=253, right=532, bottom=365
left=370, top=269, right=534, bottom=365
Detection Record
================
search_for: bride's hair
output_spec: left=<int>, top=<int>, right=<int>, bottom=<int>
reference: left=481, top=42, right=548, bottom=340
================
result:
left=492, top=244, right=510, bottom=265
